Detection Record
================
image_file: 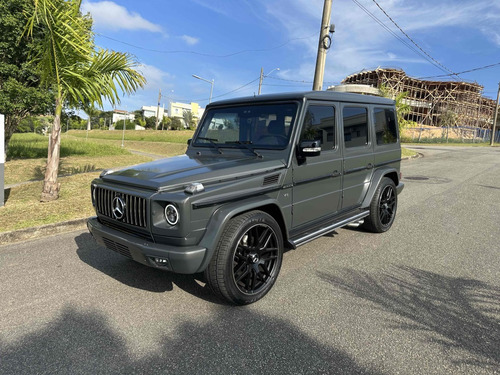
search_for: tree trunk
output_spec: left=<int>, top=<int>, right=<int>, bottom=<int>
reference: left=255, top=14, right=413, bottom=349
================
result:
left=41, top=97, right=62, bottom=202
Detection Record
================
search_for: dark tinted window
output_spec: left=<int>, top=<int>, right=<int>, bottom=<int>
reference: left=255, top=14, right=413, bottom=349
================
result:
left=300, top=105, right=336, bottom=150
left=343, top=107, right=368, bottom=148
left=194, top=103, right=297, bottom=149
left=374, top=108, right=398, bottom=145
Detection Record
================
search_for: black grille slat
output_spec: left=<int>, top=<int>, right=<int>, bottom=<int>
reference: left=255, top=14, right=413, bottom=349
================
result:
left=102, top=237, right=132, bottom=259
left=263, top=174, right=280, bottom=186
left=95, top=187, right=148, bottom=228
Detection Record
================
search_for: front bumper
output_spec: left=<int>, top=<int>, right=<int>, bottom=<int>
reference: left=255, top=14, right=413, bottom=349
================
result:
left=87, top=217, right=207, bottom=274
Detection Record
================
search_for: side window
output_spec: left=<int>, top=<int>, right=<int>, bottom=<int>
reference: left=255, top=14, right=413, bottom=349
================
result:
left=300, top=105, right=336, bottom=150
left=343, top=107, right=368, bottom=148
left=374, top=108, right=398, bottom=145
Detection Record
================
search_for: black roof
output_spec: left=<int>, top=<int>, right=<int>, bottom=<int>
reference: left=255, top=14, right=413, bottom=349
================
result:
left=209, top=90, right=395, bottom=107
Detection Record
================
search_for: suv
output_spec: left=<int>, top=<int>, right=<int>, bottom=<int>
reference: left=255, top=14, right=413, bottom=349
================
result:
left=87, top=91, right=404, bottom=305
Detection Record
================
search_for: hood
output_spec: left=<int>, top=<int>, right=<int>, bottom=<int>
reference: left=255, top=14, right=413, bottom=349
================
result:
left=101, top=154, right=286, bottom=191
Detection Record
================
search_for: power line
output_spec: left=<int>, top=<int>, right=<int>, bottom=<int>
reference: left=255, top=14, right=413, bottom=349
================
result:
left=96, top=31, right=319, bottom=58
left=350, top=0, right=458, bottom=79
left=174, top=77, right=261, bottom=103
left=419, top=61, right=500, bottom=79
left=370, top=0, right=460, bottom=79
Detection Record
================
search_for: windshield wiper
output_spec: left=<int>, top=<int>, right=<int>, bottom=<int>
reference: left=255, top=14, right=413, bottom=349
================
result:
left=197, top=137, right=223, bottom=154
left=226, top=141, right=262, bottom=158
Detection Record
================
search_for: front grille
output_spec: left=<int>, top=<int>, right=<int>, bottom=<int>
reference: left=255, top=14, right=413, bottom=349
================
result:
left=95, top=187, right=148, bottom=228
left=102, top=237, right=132, bottom=259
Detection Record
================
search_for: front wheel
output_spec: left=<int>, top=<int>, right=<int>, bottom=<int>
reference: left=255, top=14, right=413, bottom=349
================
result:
left=363, top=177, right=398, bottom=233
left=204, top=211, right=283, bottom=305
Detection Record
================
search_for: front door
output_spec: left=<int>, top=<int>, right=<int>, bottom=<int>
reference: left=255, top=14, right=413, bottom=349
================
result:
left=292, top=103, right=342, bottom=229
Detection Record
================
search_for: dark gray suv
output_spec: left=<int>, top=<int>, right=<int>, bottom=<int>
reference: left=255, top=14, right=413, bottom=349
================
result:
left=87, top=91, right=404, bottom=304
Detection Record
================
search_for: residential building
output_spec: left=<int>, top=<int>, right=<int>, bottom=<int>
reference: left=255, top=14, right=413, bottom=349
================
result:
left=141, top=105, right=167, bottom=119
left=112, top=109, right=135, bottom=123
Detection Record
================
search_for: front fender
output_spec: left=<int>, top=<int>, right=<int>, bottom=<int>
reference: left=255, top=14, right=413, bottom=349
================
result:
left=195, top=196, right=284, bottom=273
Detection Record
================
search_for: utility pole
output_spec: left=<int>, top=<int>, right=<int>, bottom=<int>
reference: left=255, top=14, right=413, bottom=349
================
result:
left=155, top=88, right=162, bottom=130
left=490, top=82, right=500, bottom=146
left=312, top=0, right=333, bottom=91
left=258, top=67, right=264, bottom=95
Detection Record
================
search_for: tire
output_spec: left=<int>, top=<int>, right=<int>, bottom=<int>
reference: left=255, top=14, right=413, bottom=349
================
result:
left=363, top=177, right=398, bottom=233
left=204, top=210, right=284, bottom=305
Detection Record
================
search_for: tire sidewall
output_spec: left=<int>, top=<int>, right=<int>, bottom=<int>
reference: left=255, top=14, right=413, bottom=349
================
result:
left=370, top=178, right=397, bottom=233
left=222, top=211, right=284, bottom=304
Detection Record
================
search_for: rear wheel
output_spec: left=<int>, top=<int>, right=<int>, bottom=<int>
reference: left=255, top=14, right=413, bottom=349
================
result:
left=204, top=211, right=283, bottom=305
left=363, top=177, right=398, bottom=233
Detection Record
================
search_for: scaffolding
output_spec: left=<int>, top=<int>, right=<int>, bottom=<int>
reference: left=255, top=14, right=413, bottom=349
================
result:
left=341, top=68, right=496, bottom=128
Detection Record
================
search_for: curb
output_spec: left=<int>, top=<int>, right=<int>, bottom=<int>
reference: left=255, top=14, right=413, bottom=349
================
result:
left=0, top=217, right=89, bottom=246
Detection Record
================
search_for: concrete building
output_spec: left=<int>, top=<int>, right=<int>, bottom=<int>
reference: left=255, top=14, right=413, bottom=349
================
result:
left=112, top=109, right=135, bottom=123
left=338, top=68, right=496, bottom=128
left=141, top=105, right=167, bottom=119
left=169, top=102, right=203, bottom=123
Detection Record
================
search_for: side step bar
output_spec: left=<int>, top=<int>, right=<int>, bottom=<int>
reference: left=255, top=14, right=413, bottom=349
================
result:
left=288, top=211, right=370, bottom=249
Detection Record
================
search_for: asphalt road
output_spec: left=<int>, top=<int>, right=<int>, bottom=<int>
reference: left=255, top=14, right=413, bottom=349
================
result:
left=1, top=146, right=499, bottom=375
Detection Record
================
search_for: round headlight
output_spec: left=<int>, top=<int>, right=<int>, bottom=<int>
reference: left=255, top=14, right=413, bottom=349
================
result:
left=164, top=204, right=179, bottom=226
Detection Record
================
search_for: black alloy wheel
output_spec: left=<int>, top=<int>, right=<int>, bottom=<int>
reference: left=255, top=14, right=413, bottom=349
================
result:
left=363, top=177, right=398, bottom=233
left=232, top=223, right=280, bottom=295
left=205, top=211, right=284, bottom=305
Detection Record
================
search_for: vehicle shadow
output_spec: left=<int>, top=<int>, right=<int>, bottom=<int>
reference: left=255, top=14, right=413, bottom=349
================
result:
left=318, top=265, right=500, bottom=370
left=74, top=233, right=223, bottom=305
left=0, top=306, right=385, bottom=375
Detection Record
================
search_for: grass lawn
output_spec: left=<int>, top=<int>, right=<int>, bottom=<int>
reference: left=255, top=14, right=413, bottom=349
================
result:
left=68, top=129, right=194, bottom=144
left=1, top=173, right=99, bottom=232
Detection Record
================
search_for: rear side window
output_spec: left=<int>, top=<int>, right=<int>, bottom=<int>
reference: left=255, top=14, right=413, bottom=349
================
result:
left=374, top=108, right=398, bottom=145
left=301, top=105, right=336, bottom=150
left=343, top=107, right=368, bottom=148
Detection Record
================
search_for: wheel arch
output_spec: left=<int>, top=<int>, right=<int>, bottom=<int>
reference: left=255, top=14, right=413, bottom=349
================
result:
left=361, top=168, right=399, bottom=209
left=195, top=197, right=288, bottom=273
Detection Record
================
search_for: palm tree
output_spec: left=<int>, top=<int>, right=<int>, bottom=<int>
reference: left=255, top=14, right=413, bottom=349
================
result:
left=25, top=0, right=146, bottom=201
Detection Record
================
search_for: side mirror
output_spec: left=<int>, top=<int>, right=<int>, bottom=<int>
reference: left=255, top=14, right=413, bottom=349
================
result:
left=299, top=140, right=321, bottom=157
left=187, top=139, right=192, bottom=146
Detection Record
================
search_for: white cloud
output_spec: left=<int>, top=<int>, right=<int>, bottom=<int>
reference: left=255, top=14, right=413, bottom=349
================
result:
left=257, top=0, right=500, bottom=83
left=137, top=64, right=175, bottom=91
left=180, top=35, right=200, bottom=46
left=81, top=1, right=163, bottom=33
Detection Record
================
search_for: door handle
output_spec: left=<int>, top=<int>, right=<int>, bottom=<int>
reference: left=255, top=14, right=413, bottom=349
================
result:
left=367, top=163, right=374, bottom=169
left=332, top=170, right=341, bottom=177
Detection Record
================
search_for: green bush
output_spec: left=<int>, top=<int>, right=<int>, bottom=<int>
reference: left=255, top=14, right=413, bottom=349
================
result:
left=113, top=119, right=136, bottom=130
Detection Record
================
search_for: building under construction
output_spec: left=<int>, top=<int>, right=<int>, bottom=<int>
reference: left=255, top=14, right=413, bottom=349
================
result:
left=338, top=68, right=496, bottom=129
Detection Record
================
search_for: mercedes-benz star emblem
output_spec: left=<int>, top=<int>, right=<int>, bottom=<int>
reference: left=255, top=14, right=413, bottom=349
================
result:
left=112, top=196, right=126, bottom=220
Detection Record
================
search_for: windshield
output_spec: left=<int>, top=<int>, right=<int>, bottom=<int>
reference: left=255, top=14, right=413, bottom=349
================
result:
left=194, top=102, right=298, bottom=149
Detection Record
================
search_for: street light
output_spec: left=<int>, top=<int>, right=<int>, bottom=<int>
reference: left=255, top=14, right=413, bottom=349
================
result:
left=258, top=67, right=280, bottom=95
left=192, top=74, right=214, bottom=103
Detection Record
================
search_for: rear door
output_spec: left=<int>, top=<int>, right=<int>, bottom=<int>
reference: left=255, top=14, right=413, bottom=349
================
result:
left=341, top=104, right=374, bottom=210
left=291, top=102, right=342, bottom=228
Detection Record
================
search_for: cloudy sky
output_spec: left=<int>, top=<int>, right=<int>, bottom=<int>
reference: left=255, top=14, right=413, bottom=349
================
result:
left=81, top=0, right=500, bottom=112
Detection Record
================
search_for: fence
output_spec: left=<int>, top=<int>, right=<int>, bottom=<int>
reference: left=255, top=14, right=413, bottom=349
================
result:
left=402, top=126, right=500, bottom=144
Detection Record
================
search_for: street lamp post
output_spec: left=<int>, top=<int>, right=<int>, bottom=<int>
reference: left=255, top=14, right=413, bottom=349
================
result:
left=258, top=67, right=280, bottom=95
left=192, top=74, right=214, bottom=103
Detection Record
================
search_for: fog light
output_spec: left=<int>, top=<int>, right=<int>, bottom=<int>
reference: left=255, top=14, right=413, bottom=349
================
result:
left=150, top=256, right=170, bottom=268
left=164, top=204, right=179, bottom=225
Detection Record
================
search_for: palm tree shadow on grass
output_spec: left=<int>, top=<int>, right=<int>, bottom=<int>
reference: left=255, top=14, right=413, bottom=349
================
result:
left=0, top=307, right=385, bottom=375
left=318, top=266, right=500, bottom=370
